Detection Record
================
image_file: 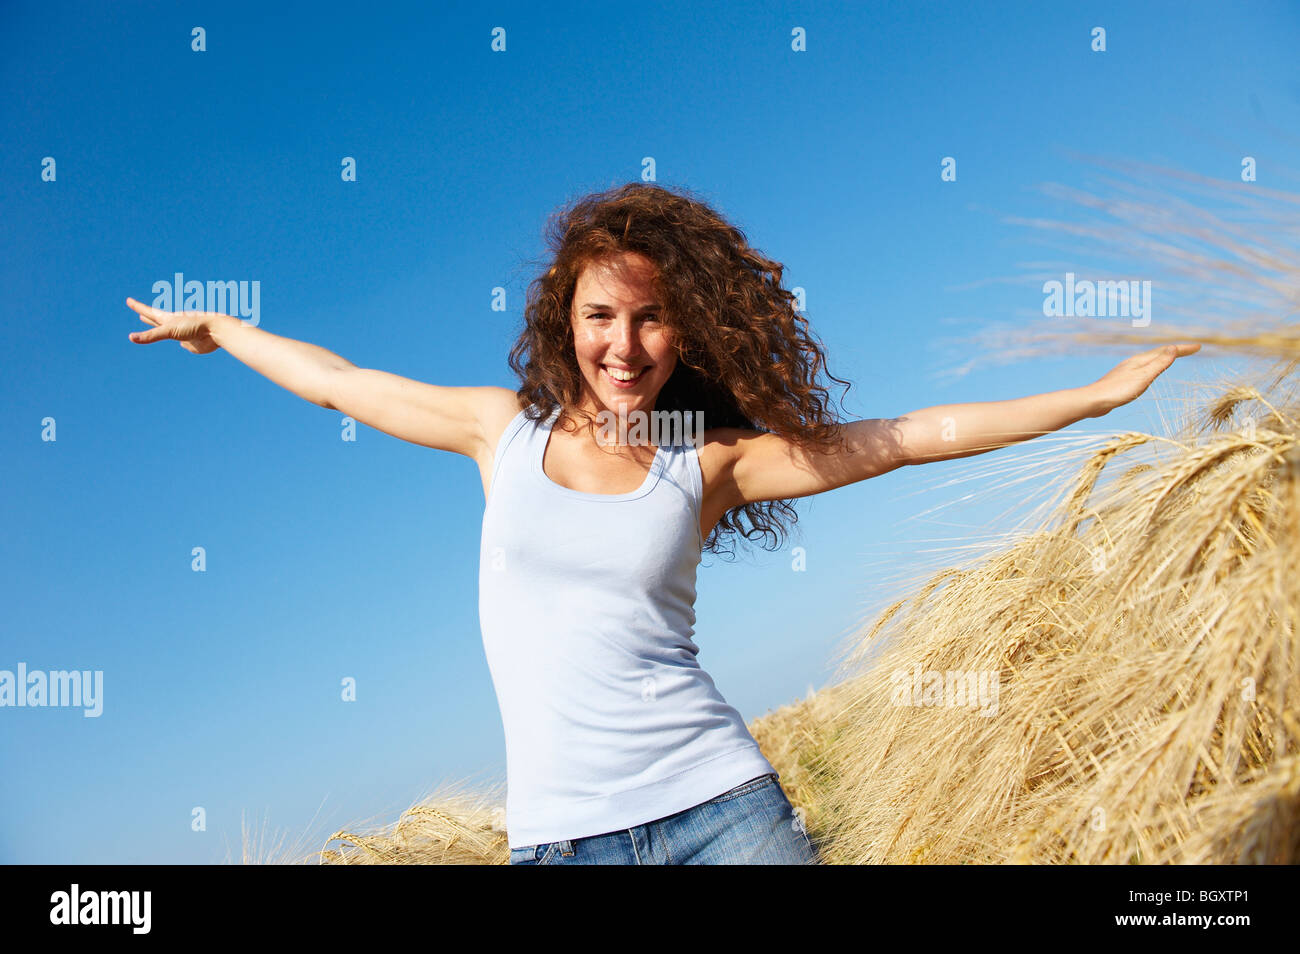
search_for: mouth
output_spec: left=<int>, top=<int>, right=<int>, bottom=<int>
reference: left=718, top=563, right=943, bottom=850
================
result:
left=602, top=364, right=650, bottom=387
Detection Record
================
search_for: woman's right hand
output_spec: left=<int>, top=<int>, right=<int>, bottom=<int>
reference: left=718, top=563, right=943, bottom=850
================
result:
left=125, top=297, right=225, bottom=354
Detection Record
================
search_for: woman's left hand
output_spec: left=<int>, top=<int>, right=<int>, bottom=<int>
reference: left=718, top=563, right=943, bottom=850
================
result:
left=1086, top=343, right=1201, bottom=417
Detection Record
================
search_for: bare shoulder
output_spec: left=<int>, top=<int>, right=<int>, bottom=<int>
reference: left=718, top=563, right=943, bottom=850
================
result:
left=474, top=386, right=527, bottom=460
left=696, top=425, right=746, bottom=461
left=470, top=386, right=526, bottom=502
left=695, top=422, right=800, bottom=468
left=695, top=426, right=754, bottom=494
left=696, top=426, right=781, bottom=532
left=700, top=417, right=897, bottom=508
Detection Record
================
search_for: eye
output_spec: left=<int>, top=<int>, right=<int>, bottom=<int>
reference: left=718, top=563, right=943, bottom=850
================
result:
left=583, top=312, right=660, bottom=322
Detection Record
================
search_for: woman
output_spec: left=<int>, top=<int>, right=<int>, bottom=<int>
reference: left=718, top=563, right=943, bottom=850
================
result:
left=125, top=182, right=1198, bottom=864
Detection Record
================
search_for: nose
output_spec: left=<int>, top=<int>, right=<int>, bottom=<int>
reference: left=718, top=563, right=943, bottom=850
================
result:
left=611, top=315, right=641, bottom=358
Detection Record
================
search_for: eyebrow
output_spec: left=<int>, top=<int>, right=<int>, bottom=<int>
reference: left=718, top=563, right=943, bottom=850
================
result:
left=579, top=303, right=662, bottom=312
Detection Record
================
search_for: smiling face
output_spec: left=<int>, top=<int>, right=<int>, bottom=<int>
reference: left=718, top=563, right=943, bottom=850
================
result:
left=569, top=251, right=678, bottom=423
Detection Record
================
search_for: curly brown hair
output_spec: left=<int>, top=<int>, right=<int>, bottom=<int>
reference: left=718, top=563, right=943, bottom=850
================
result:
left=508, top=181, right=853, bottom=557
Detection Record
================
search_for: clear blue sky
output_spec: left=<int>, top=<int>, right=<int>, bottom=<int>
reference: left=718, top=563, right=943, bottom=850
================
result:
left=2, top=0, right=1295, bottom=863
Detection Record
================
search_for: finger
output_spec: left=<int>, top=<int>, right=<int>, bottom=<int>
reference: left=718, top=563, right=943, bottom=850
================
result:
left=1126, top=349, right=1165, bottom=369
left=1151, top=344, right=1183, bottom=363
left=126, top=298, right=170, bottom=322
left=1145, top=343, right=1196, bottom=364
left=127, top=303, right=161, bottom=325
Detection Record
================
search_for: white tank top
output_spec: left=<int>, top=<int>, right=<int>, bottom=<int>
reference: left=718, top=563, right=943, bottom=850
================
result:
left=478, top=404, right=777, bottom=848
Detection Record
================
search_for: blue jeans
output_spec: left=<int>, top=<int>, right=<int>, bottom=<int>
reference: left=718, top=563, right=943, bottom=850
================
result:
left=507, top=773, right=820, bottom=865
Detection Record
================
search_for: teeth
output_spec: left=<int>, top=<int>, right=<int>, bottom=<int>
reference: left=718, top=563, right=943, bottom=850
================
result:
left=606, top=366, right=645, bottom=381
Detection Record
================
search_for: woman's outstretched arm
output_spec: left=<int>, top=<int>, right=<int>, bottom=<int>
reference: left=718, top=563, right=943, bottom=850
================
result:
left=125, top=298, right=509, bottom=459
left=713, top=343, right=1201, bottom=508
left=884, top=342, right=1202, bottom=467
left=885, top=383, right=1104, bottom=468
